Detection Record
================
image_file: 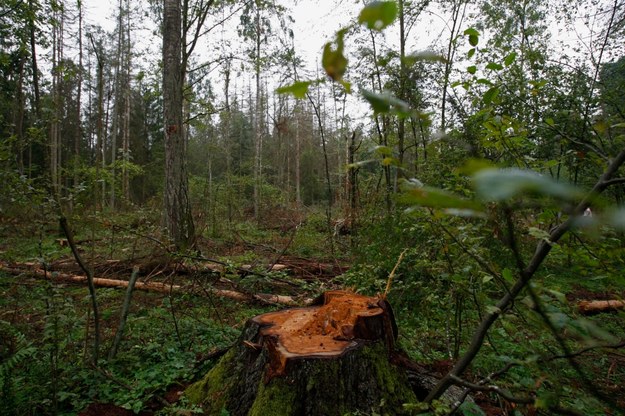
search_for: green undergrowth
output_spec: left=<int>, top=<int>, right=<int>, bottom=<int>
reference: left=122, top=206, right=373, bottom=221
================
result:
left=0, top=268, right=273, bottom=415
left=340, top=210, right=625, bottom=415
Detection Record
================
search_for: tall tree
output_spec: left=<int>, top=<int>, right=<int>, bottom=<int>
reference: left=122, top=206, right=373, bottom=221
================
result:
left=163, top=0, right=195, bottom=247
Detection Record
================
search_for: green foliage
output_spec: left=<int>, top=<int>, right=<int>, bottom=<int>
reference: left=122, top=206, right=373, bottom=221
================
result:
left=361, top=89, right=411, bottom=117
left=276, top=80, right=315, bottom=99
left=358, top=1, right=398, bottom=31
left=322, top=28, right=349, bottom=82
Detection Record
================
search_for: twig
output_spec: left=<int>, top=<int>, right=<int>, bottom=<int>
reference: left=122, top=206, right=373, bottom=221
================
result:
left=527, top=285, right=618, bottom=408
left=108, top=266, right=140, bottom=360
left=447, top=375, right=585, bottom=416
left=60, top=216, right=100, bottom=367
left=267, top=222, right=301, bottom=272
left=383, top=248, right=408, bottom=299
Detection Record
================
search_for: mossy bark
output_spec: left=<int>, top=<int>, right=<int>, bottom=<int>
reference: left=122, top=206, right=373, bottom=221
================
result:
left=185, top=292, right=419, bottom=416
left=186, top=337, right=417, bottom=415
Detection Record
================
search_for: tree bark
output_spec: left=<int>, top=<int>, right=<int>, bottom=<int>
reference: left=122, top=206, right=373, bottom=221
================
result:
left=185, top=291, right=425, bottom=416
left=163, top=0, right=195, bottom=248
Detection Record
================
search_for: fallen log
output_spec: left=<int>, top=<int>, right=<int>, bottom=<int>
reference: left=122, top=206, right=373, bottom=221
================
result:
left=0, top=263, right=305, bottom=306
left=185, top=290, right=471, bottom=415
left=0, top=264, right=180, bottom=293
left=578, top=299, right=625, bottom=315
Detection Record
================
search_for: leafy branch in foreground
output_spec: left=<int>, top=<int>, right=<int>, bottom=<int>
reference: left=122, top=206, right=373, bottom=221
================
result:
left=423, top=149, right=625, bottom=409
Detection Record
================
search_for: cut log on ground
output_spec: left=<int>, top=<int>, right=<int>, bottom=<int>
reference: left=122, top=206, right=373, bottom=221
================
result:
left=0, top=263, right=305, bottom=306
left=185, top=290, right=472, bottom=416
left=578, top=299, right=625, bottom=315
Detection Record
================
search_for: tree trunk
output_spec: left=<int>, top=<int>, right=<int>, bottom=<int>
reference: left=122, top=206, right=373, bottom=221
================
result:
left=73, top=0, right=83, bottom=211
left=186, top=291, right=423, bottom=415
left=28, top=0, right=41, bottom=178
left=253, top=4, right=262, bottom=221
left=163, top=0, right=195, bottom=248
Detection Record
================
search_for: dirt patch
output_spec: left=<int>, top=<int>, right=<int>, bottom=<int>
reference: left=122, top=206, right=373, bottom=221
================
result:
left=566, top=285, right=625, bottom=302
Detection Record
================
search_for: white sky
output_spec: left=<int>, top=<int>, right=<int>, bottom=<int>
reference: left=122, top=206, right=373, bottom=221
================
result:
left=78, top=0, right=613, bottom=129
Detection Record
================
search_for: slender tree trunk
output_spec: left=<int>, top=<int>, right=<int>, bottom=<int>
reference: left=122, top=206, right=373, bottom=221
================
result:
left=89, top=34, right=105, bottom=211
left=163, top=0, right=195, bottom=248
left=50, top=4, right=64, bottom=201
left=73, top=0, right=83, bottom=211
left=253, top=4, right=262, bottom=221
left=14, top=56, right=26, bottom=175
left=397, top=0, right=406, bottom=167
left=441, top=0, right=466, bottom=132
left=295, top=104, right=301, bottom=206
left=28, top=0, right=40, bottom=178
left=121, top=0, right=132, bottom=204
left=369, top=32, right=392, bottom=212
left=222, top=58, right=233, bottom=223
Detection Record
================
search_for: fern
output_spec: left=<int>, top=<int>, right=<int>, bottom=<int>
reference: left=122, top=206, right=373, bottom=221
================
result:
left=0, top=321, right=36, bottom=379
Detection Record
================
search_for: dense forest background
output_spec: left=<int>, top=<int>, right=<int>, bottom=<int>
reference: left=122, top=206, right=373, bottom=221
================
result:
left=1, top=0, right=625, bottom=415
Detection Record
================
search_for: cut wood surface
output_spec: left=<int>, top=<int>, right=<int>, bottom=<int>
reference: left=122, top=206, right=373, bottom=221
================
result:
left=0, top=262, right=305, bottom=306
left=185, top=290, right=417, bottom=416
left=186, top=289, right=471, bottom=415
left=578, top=299, right=625, bottom=315
left=253, top=290, right=395, bottom=377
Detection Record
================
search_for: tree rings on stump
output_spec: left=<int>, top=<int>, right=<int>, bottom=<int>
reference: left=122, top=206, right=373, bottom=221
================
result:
left=185, top=290, right=418, bottom=415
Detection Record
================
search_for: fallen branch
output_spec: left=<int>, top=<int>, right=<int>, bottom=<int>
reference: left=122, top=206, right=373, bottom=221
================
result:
left=0, top=263, right=307, bottom=306
left=578, top=299, right=625, bottom=315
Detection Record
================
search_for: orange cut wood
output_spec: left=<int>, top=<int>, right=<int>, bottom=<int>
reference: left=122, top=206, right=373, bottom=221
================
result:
left=251, top=290, right=395, bottom=378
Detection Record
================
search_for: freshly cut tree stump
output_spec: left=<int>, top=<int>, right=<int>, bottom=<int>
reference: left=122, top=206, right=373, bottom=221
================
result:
left=185, top=290, right=419, bottom=415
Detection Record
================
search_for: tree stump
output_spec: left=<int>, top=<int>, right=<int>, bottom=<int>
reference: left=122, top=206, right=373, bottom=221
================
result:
left=185, top=290, right=420, bottom=415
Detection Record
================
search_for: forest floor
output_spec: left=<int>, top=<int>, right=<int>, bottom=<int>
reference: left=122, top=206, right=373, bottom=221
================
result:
left=1, top=210, right=625, bottom=415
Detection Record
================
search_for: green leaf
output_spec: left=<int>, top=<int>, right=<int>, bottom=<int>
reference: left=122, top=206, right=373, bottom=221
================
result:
left=482, top=86, right=500, bottom=105
left=528, top=226, right=551, bottom=242
left=467, top=65, right=477, bottom=74
left=504, top=52, right=517, bottom=66
left=486, top=62, right=503, bottom=71
left=485, top=305, right=501, bottom=315
left=276, top=81, right=313, bottom=99
left=382, top=157, right=399, bottom=166
left=464, top=28, right=479, bottom=46
left=322, top=29, right=348, bottom=81
left=373, top=145, right=393, bottom=156
left=339, top=79, right=352, bottom=94
left=467, top=48, right=476, bottom=59
left=358, top=1, right=398, bottom=31
left=606, top=207, right=625, bottom=229
left=547, top=289, right=567, bottom=304
left=502, top=268, right=514, bottom=283
left=398, top=183, right=484, bottom=212
left=458, top=401, right=487, bottom=416
left=361, top=89, right=411, bottom=117
left=472, top=168, right=583, bottom=202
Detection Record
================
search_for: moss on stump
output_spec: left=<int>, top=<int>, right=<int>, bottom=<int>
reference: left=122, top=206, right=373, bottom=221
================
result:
left=185, top=291, right=419, bottom=416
